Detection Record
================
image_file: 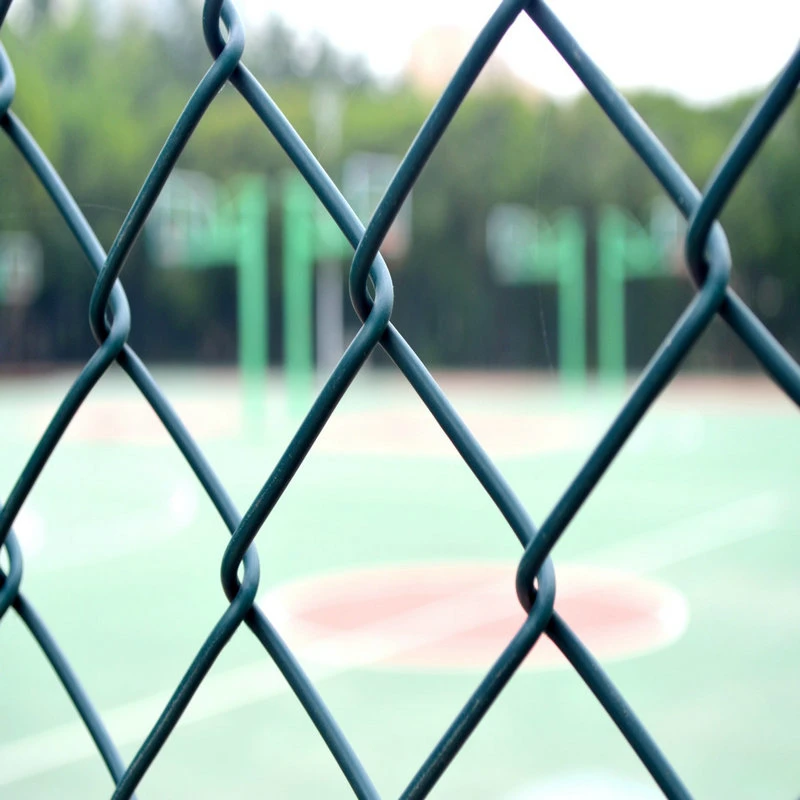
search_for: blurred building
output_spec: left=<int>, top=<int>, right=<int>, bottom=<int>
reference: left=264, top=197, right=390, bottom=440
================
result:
left=404, top=25, right=541, bottom=99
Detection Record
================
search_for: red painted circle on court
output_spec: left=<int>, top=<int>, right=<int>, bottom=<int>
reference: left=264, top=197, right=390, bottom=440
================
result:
left=30, top=397, right=239, bottom=444
left=315, top=410, right=595, bottom=458
left=259, top=562, right=688, bottom=671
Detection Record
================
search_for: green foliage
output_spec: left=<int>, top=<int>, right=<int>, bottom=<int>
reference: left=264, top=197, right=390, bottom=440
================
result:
left=0, top=0, right=797, bottom=369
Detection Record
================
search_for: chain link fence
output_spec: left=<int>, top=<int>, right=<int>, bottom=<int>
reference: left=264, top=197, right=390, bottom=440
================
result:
left=1, top=0, right=798, bottom=797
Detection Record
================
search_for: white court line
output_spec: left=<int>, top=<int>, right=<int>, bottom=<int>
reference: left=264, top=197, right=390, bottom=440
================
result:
left=0, top=489, right=787, bottom=787
left=0, top=577, right=522, bottom=788
left=581, top=490, right=784, bottom=575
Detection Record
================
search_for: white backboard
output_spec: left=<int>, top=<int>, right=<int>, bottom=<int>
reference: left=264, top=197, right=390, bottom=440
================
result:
left=0, top=232, right=43, bottom=305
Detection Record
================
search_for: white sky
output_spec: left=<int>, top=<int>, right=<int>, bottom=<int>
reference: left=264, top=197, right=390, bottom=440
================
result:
left=235, top=0, right=800, bottom=104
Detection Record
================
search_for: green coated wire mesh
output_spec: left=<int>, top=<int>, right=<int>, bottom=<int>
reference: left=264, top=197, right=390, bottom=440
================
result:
left=1, top=0, right=799, bottom=797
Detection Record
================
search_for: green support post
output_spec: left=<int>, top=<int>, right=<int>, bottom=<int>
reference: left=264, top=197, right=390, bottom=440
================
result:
left=179, top=176, right=269, bottom=439
left=554, top=211, right=586, bottom=385
left=281, top=174, right=351, bottom=416
left=597, top=205, right=680, bottom=382
left=487, top=205, right=587, bottom=386
left=283, top=174, right=316, bottom=416
left=597, top=208, right=627, bottom=380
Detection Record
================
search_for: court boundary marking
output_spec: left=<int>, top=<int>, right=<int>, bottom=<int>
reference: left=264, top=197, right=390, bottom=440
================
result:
left=0, top=489, right=784, bottom=787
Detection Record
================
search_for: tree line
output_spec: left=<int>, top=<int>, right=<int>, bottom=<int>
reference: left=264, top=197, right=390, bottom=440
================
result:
left=1, top=1, right=797, bottom=374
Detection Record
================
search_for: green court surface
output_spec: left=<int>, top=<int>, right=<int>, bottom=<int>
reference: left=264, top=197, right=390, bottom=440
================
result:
left=0, top=368, right=797, bottom=798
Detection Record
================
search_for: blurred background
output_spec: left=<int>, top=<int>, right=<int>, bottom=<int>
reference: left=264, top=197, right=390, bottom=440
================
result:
left=1, top=0, right=798, bottom=377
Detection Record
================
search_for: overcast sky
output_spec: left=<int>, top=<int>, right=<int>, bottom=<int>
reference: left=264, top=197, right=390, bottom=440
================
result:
left=235, top=0, right=799, bottom=104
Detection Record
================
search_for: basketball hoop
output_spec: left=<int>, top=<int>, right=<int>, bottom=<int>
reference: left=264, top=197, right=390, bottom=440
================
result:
left=147, top=170, right=219, bottom=268
left=0, top=232, right=43, bottom=305
left=649, top=196, right=687, bottom=277
left=342, top=153, right=412, bottom=261
left=486, top=204, right=541, bottom=283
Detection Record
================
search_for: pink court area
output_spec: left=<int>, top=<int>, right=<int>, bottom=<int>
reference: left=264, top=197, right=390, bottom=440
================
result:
left=30, top=395, right=594, bottom=456
left=259, top=562, right=689, bottom=671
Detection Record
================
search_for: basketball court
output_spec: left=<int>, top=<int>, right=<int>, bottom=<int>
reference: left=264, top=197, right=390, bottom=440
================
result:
left=0, top=369, right=796, bottom=798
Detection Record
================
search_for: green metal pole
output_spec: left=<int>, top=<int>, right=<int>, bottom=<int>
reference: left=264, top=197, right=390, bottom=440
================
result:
left=597, top=207, right=626, bottom=382
left=283, top=174, right=315, bottom=415
left=235, top=177, right=268, bottom=438
left=555, top=211, right=586, bottom=385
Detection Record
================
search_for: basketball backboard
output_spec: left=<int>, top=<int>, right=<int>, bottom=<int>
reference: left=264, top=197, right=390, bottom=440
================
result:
left=0, top=232, right=43, bottom=305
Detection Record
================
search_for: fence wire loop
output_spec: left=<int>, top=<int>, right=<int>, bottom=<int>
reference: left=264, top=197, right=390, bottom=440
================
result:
left=1, top=0, right=799, bottom=796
